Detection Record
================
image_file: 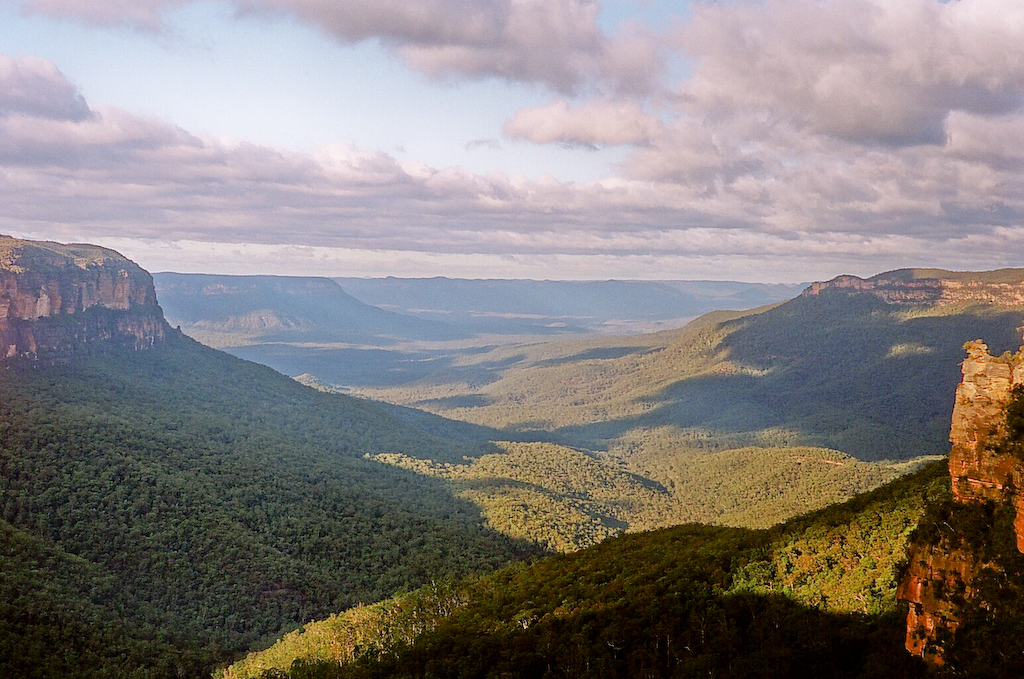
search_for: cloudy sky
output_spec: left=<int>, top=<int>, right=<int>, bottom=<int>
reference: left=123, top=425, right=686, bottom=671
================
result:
left=1, top=0, right=1024, bottom=282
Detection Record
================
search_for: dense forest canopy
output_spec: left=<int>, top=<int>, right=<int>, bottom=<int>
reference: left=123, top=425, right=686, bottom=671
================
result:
left=0, top=333, right=538, bottom=677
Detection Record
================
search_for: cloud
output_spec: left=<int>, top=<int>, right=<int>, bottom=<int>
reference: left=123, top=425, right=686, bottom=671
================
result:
left=601, top=0, right=1024, bottom=243
left=0, top=70, right=759, bottom=257
left=0, top=56, right=92, bottom=121
left=16, top=0, right=665, bottom=93
left=675, top=0, right=1024, bottom=147
left=504, top=99, right=664, bottom=146
left=247, top=0, right=666, bottom=93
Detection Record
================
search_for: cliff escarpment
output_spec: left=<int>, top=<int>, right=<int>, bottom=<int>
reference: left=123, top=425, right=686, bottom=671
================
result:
left=0, top=235, right=168, bottom=361
left=898, top=340, right=1024, bottom=666
left=804, top=268, right=1024, bottom=307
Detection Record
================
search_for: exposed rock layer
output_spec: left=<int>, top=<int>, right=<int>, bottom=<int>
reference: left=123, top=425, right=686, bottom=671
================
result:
left=899, top=339, right=1024, bottom=664
left=948, top=341, right=1024, bottom=550
left=817, top=267, right=1024, bottom=663
left=897, top=542, right=983, bottom=665
left=804, top=269, right=1024, bottom=307
left=0, top=235, right=168, bottom=360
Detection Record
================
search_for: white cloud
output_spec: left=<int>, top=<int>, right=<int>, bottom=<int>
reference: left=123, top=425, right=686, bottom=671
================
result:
left=504, top=99, right=664, bottom=147
left=249, top=0, right=666, bottom=93
left=675, top=0, right=1024, bottom=147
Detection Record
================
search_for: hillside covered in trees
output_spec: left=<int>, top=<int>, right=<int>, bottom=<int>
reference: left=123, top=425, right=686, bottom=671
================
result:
left=0, top=332, right=539, bottom=678
left=8, top=245, right=1024, bottom=677
left=225, top=462, right=953, bottom=679
left=363, top=284, right=1024, bottom=463
left=332, top=282, right=1021, bottom=547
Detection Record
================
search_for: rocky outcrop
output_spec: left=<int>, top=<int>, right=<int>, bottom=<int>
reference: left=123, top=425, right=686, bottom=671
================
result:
left=899, top=339, right=1024, bottom=665
left=0, top=235, right=168, bottom=361
left=948, top=341, right=1024, bottom=550
left=804, top=269, right=1024, bottom=307
left=897, top=542, right=984, bottom=665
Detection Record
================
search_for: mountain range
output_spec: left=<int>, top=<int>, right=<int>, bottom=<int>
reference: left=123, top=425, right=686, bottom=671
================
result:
left=332, top=277, right=806, bottom=335
left=222, top=331, right=1024, bottom=679
left=152, top=274, right=805, bottom=390
left=158, top=265, right=1024, bottom=547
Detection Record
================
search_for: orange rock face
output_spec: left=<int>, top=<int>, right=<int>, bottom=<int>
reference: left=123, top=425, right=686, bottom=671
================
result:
left=899, top=339, right=1024, bottom=665
left=948, top=341, right=1024, bottom=549
left=0, top=236, right=167, bottom=360
left=898, top=541, right=985, bottom=665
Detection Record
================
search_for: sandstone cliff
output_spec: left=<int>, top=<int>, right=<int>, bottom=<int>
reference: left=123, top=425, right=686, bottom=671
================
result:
left=897, top=541, right=984, bottom=665
left=804, top=268, right=1024, bottom=307
left=898, top=339, right=1024, bottom=665
left=948, top=341, right=1024, bottom=551
left=0, top=235, right=168, bottom=361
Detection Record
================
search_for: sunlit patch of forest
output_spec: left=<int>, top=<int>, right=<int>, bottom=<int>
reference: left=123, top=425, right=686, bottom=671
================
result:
left=370, top=442, right=923, bottom=552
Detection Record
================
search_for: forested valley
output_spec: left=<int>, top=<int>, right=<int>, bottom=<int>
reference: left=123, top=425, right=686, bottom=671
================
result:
left=0, top=332, right=539, bottom=677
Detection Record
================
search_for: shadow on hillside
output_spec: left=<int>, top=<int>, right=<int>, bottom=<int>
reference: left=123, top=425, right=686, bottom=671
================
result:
left=226, top=344, right=461, bottom=388
left=533, top=345, right=657, bottom=367
left=225, top=344, right=533, bottom=391
left=276, top=590, right=925, bottom=679
left=408, top=353, right=528, bottom=389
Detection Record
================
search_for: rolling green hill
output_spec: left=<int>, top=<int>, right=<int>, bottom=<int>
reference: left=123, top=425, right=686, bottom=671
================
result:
left=0, top=332, right=539, bottom=678
left=361, top=291, right=1024, bottom=462
left=223, top=461, right=952, bottom=679
left=350, top=284, right=1018, bottom=501
left=288, top=278, right=1016, bottom=552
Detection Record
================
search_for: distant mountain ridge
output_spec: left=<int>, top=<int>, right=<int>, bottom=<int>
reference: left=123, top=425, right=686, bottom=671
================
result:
left=805, top=267, right=1024, bottom=306
left=152, top=273, right=807, bottom=391
left=360, top=287, right=1024, bottom=460
left=336, top=277, right=806, bottom=334
left=154, top=272, right=458, bottom=346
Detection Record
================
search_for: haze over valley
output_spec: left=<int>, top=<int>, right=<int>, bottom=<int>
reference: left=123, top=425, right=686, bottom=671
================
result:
left=154, top=267, right=1024, bottom=548
left=154, top=274, right=805, bottom=388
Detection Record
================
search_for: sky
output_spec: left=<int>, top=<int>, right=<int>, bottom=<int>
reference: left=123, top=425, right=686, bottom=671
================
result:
left=1, top=0, right=1024, bottom=282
